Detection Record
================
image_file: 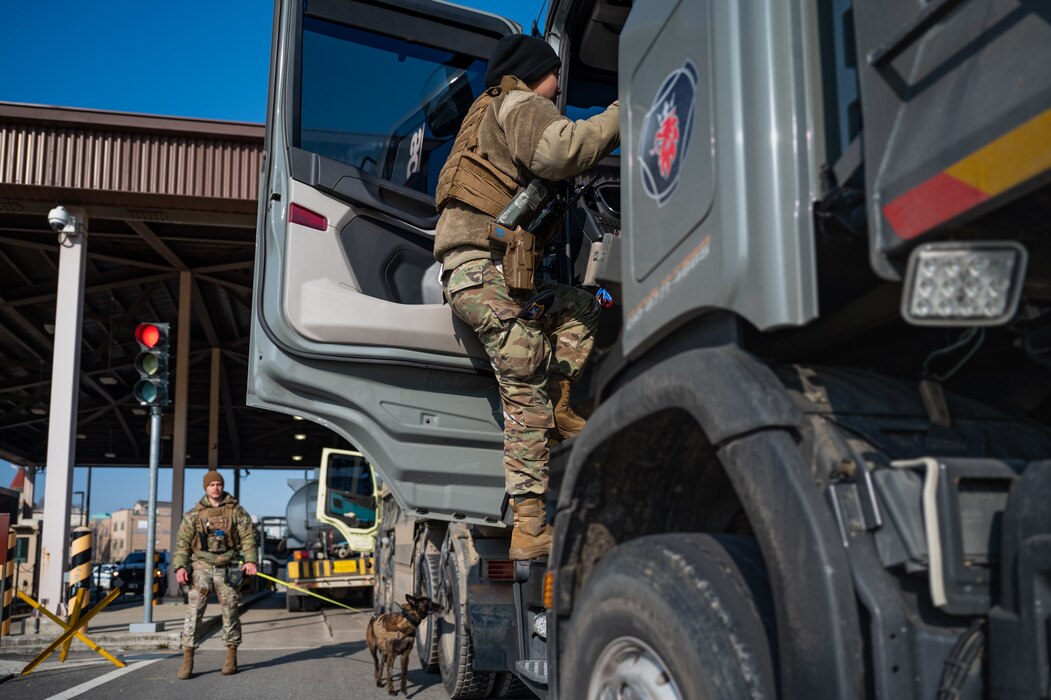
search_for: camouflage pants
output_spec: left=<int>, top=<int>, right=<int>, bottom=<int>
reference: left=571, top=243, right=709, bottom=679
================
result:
left=180, top=564, right=241, bottom=649
left=445, top=258, right=599, bottom=497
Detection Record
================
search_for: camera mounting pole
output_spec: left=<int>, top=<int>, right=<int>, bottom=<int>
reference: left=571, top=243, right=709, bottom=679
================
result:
left=38, top=206, right=89, bottom=616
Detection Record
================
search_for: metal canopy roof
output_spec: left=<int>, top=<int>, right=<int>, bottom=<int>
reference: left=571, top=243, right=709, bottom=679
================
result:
left=0, top=102, right=348, bottom=468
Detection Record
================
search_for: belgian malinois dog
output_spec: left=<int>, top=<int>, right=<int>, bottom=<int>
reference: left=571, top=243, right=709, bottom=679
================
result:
left=366, top=594, right=435, bottom=696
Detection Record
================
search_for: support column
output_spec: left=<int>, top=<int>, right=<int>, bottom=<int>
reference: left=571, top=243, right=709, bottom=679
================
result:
left=39, top=208, right=88, bottom=614
left=208, top=348, right=220, bottom=468
left=167, top=270, right=191, bottom=597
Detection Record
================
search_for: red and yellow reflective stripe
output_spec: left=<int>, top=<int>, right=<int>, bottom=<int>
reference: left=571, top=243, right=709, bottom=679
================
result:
left=883, top=107, right=1051, bottom=240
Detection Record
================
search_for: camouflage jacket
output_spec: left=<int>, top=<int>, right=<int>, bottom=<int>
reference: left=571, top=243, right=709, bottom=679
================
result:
left=172, top=493, right=258, bottom=570
left=433, top=76, right=620, bottom=266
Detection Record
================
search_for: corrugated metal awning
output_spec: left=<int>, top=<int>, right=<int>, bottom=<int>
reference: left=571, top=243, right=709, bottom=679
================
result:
left=0, top=103, right=347, bottom=468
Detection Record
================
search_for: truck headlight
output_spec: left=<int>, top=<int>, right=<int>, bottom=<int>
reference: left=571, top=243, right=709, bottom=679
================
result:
left=901, top=242, right=1027, bottom=326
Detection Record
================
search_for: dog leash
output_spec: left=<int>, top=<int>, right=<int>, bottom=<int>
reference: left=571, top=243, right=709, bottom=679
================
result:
left=256, top=571, right=370, bottom=614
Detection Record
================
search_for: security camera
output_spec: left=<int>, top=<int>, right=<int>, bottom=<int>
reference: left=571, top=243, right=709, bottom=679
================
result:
left=48, top=206, right=72, bottom=232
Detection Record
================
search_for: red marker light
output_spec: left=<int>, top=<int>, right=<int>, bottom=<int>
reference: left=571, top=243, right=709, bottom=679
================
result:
left=289, top=203, right=327, bottom=231
left=484, top=559, right=515, bottom=581
left=135, top=323, right=161, bottom=348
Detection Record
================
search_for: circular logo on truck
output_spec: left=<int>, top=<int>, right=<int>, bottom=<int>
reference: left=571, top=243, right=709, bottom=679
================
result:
left=638, top=60, right=698, bottom=207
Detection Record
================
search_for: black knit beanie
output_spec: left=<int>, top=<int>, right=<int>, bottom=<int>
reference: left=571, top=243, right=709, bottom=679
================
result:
left=484, top=34, right=561, bottom=88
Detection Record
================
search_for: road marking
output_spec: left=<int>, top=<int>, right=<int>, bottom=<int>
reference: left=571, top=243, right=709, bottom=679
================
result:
left=44, top=653, right=171, bottom=699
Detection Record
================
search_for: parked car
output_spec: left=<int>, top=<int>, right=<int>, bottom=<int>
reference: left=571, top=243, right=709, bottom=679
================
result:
left=116, top=550, right=170, bottom=596
left=91, top=563, right=119, bottom=589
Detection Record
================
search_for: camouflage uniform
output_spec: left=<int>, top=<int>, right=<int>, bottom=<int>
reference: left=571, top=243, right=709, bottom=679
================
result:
left=434, top=74, right=619, bottom=499
left=446, top=258, right=598, bottom=495
left=173, top=493, right=258, bottom=649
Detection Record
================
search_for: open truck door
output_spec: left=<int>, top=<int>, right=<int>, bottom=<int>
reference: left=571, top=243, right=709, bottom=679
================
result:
left=249, top=0, right=516, bottom=525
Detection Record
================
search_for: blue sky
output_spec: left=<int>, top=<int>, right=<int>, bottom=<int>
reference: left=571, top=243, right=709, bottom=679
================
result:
left=8, top=462, right=310, bottom=519
left=0, top=0, right=546, bottom=123
left=1, top=0, right=546, bottom=522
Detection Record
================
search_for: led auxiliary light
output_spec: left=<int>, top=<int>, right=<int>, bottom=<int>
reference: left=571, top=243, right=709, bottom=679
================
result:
left=531, top=610, right=548, bottom=639
left=901, top=242, right=1027, bottom=326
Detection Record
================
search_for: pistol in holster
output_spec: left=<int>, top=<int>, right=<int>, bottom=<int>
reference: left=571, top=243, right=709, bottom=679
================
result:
left=488, top=221, right=537, bottom=296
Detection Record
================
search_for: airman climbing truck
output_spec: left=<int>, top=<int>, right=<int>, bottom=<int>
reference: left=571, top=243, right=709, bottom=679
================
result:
left=248, top=0, right=1051, bottom=697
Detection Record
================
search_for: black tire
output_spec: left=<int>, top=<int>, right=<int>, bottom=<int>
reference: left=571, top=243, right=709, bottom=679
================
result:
left=356, top=586, right=374, bottom=609
left=438, top=555, right=495, bottom=698
left=489, top=672, right=533, bottom=698
left=415, top=550, right=442, bottom=673
left=562, top=533, right=777, bottom=700
left=286, top=592, right=302, bottom=613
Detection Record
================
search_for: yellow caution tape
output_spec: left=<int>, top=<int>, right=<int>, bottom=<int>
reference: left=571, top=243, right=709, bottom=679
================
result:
left=256, top=571, right=370, bottom=614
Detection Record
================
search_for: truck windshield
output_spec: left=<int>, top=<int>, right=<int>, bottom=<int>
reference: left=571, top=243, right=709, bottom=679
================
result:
left=324, top=452, right=377, bottom=530
left=298, top=16, right=488, bottom=195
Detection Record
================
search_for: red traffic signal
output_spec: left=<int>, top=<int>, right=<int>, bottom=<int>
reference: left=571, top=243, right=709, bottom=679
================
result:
left=133, top=322, right=170, bottom=406
left=135, top=323, right=162, bottom=349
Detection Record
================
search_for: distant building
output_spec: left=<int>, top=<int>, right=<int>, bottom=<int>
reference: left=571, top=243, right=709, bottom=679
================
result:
left=91, top=515, right=113, bottom=564
left=108, top=501, right=172, bottom=563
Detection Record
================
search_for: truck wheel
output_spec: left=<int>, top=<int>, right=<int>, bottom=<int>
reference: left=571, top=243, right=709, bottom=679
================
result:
left=489, top=672, right=532, bottom=698
left=286, top=592, right=301, bottom=613
left=415, top=551, right=441, bottom=673
left=438, top=556, right=495, bottom=698
left=562, top=534, right=777, bottom=700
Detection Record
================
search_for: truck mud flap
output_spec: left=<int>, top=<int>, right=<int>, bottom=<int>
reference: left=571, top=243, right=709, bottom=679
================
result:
left=989, top=459, right=1051, bottom=697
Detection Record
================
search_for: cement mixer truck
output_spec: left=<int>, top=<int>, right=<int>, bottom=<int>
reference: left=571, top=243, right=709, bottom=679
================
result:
left=282, top=447, right=381, bottom=612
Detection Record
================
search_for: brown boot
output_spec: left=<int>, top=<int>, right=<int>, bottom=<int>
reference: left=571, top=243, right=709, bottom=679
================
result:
left=177, top=647, right=194, bottom=680
left=549, top=377, right=585, bottom=440
left=222, top=645, right=238, bottom=675
left=509, top=497, right=553, bottom=560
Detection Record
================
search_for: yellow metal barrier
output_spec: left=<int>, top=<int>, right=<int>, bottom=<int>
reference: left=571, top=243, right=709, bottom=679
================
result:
left=62, top=527, right=92, bottom=661
left=18, top=588, right=125, bottom=674
left=1, top=525, right=14, bottom=638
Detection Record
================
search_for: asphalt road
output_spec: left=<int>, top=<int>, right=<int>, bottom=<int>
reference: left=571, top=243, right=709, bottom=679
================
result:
left=0, top=593, right=453, bottom=699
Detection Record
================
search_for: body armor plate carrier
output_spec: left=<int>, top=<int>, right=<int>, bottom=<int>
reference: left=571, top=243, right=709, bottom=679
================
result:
left=435, top=78, right=521, bottom=219
left=195, top=504, right=236, bottom=555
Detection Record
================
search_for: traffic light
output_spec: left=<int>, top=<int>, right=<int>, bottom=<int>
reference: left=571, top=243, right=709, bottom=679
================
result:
left=133, top=322, right=170, bottom=406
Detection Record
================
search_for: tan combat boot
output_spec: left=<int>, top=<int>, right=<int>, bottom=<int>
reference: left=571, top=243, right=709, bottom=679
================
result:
left=177, top=647, right=194, bottom=680
left=548, top=377, right=585, bottom=440
left=509, top=497, right=553, bottom=560
left=222, top=645, right=238, bottom=675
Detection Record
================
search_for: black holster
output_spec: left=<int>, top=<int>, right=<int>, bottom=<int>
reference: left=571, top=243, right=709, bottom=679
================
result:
left=225, top=567, right=244, bottom=588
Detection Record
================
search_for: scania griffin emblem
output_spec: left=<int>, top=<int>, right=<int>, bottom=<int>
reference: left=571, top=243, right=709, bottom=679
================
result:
left=638, top=60, right=698, bottom=206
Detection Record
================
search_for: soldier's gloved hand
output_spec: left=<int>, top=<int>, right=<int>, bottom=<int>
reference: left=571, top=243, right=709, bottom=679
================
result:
left=176, top=567, right=189, bottom=585
left=241, top=562, right=258, bottom=577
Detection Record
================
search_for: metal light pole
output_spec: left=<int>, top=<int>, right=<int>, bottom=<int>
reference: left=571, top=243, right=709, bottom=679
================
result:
left=73, top=491, right=85, bottom=528
left=129, top=406, right=164, bottom=632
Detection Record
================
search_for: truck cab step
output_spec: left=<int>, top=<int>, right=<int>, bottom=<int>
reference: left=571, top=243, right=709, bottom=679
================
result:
left=514, top=659, right=548, bottom=684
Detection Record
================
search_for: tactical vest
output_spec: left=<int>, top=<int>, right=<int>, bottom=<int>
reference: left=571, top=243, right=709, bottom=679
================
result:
left=435, top=77, right=521, bottom=219
left=194, top=503, right=237, bottom=555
